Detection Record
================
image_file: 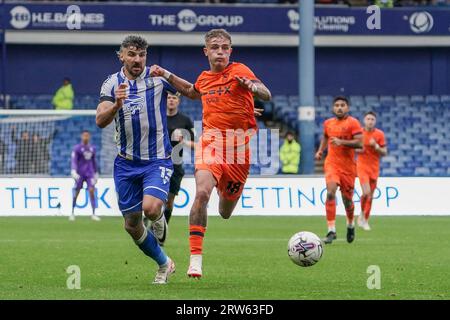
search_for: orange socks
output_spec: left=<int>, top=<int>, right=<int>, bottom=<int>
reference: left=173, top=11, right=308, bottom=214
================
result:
left=361, top=195, right=372, bottom=221
left=189, top=225, right=206, bottom=255
left=346, top=201, right=355, bottom=226
left=326, top=199, right=336, bottom=231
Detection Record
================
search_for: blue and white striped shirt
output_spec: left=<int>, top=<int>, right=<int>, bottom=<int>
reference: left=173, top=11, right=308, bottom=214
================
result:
left=100, top=67, right=177, bottom=161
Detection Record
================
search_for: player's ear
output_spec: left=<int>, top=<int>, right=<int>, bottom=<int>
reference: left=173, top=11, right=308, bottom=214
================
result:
left=118, top=51, right=125, bottom=64
left=203, top=47, right=208, bottom=57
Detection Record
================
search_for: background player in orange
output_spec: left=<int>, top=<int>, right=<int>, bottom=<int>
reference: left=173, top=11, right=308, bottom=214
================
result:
left=150, top=28, right=271, bottom=278
left=315, top=96, right=363, bottom=245
left=356, top=111, right=387, bottom=231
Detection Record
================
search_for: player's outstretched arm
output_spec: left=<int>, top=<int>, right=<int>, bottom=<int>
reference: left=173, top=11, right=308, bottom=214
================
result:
left=96, top=83, right=128, bottom=128
left=235, top=76, right=272, bottom=101
left=150, top=65, right=201, bottom=100
left=315, top=136, right=328, bottom=160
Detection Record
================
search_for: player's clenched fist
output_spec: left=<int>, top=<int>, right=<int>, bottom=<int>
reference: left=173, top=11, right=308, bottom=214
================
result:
left=330, top=137, right=343, bottom=146
left=150, top=64, right=173, bottom=80
left=235, top=76, right=257, bottom=93
left=115, top=83, right=128, bottom=108
left=315, top=150, right=323, bottom=160
left=150, top=64, right=165, bottom=77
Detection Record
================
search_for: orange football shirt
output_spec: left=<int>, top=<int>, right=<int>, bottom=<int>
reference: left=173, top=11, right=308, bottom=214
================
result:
left=194, top=62, right=258, bottom=137
left=324, top=116, right=362, bottom=175
left=357, top=128, right=386, bottom=175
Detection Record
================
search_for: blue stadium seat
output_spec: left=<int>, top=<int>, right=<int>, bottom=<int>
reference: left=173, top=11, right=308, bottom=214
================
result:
left=381, top=168, right=398, bottom=176
left=414, top=167, right=430, bottom=176
left=380, top=95, right=395, bottom=107
left=410, top=95, right=425, bottom=107
left=440, top=95, right=450, bottom=107
left=425, top=95, right=441, bottom=107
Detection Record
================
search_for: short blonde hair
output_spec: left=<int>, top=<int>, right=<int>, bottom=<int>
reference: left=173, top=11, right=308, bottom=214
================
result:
left=204, top=29, right=232, bottom=45
left=168, top=92, right=181, bottom=99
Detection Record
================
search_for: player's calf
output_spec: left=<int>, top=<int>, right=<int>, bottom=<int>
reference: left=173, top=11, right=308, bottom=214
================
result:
left=218, top=197, right=239, bottom=220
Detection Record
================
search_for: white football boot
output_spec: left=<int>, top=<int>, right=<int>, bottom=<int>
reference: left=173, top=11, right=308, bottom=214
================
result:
left=153, top=257, right=176, bottom=284
left=362, top=221, right=371, bottom=231
left=357, top=214, right=365, bottom=228
left=187, top=254, right=203, bottom=279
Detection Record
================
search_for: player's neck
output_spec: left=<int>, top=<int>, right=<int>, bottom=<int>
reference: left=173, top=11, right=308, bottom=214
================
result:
left=335, top=114, right=349, bottom=121
left=209, top=62, right=229, bottom=74
left=365, top=127, right=375, bottom=132
left=167, top=110, right=178, bottom=117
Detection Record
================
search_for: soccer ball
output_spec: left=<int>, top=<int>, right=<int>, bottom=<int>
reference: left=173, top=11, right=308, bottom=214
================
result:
left=287, top=231, right=323, bottom=267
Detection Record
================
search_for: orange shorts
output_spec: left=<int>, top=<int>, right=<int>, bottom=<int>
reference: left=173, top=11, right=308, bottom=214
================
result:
left=195, top=138, right=250, bottom=201
left=325, top=170, right=356, bottom=200
left=357, top=166, right=379, bottom=185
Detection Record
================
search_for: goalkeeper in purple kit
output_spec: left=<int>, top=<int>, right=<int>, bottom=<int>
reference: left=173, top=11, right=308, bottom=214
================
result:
left=70, top=130, right=100, bottom=221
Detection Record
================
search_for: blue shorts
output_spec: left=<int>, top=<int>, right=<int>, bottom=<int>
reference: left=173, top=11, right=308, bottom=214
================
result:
left=113, top=156, right=173, bottom=215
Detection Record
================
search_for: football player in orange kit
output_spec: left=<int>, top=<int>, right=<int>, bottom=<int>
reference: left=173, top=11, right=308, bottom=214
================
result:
left=315, top=96, right=363, bottom=244
left=356, top=111, right=387, bottom=231
left=150, top=29, right=271, bottom=278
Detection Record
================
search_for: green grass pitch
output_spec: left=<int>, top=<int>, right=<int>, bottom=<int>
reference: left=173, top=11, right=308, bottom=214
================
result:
left=1, top=216, right=449, bottom=299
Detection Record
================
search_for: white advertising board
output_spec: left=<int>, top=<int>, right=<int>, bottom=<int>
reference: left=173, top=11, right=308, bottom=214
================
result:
left=0, top=177, right=448, bottom=216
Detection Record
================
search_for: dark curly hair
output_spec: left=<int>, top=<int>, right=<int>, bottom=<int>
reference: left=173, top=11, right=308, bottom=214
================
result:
left=116, top=35, right=148, bottom=56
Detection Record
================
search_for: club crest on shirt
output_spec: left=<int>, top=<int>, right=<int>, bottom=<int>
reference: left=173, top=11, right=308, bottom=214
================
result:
left=82, top=150, right=93, bottom=160
left=124, top=94, right=144, bottom=115
left=144, top=78, right=154, bottom=90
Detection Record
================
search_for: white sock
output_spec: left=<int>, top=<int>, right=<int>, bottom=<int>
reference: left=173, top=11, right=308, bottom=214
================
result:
left=134, top=228, right=148, bottom=245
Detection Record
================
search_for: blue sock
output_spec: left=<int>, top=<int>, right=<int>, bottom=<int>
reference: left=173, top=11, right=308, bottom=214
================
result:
left=135, top=229, right=168, bottom=266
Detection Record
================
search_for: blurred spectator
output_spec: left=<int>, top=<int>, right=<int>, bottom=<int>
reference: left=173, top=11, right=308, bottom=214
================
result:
left=52, top=77, right=74, bottom=110
left=31, top=130, right=57, bottom=174
left=314, top=0, right=353, bottom=5
left=0, top=137, right=5, bottom=174
left=280, top=131, right=301, bottom=174
left=11, top=127, right=33, bottom=174
left=374, top=0, right=394, bottom=6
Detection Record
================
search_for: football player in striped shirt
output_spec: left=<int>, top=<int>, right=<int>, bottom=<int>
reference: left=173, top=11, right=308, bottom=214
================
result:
left=96, top=35, right=176, bottom=284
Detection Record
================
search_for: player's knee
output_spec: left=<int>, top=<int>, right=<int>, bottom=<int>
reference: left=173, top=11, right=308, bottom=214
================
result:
left=143, top=207, right=160, bottom=220
left=218, top=208, right=232, bottom=219
left=363, top=191, right=372, bottom=198
left=195, top=189, right=211, bottom=205
left=343, top=198, right=354, bottom=208
left=142, top=200, right=163, bottom=220
left=326, top=192, right=336, bottom=201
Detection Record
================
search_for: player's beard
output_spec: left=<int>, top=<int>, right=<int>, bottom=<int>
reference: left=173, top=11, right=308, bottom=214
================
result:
left=127, top=63, right=143, bottom=77
left=334, top=110, right=346, bottom=119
